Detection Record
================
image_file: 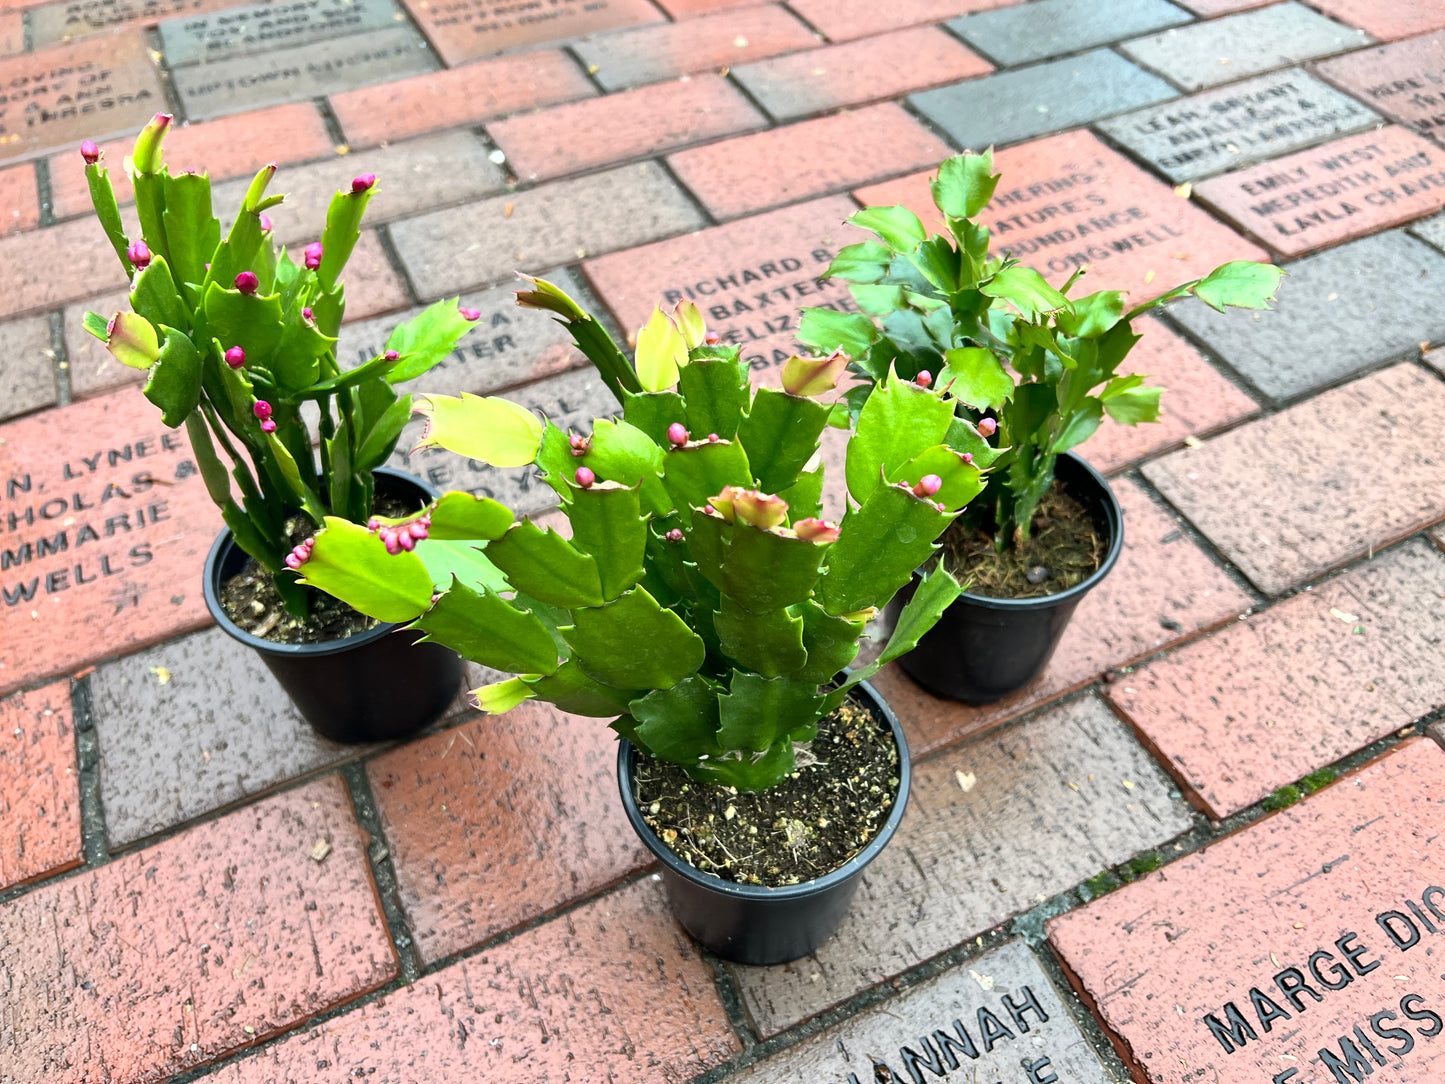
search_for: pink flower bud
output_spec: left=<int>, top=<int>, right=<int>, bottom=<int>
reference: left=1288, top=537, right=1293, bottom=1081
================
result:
left=977, top=417, right=997, bottom=438
left=259, top=214, right=273, bottom=233
left=259, top=419, right=277, bottom=434
left=367, top=518, right=380, bottom=530
left=667, top=422, right=688, bottom=447
left=961, top=452, right=974, bottom=465
left=915, top=370, right=932, bottom=388
left=81, top=140, right=100, bottom=164
left=709, top=486, right=788, bottom=529
left=459, top=307, right=481, bottom=321
left=575, top=467, right=596, bottom=489
left=408, top=520, right=429, bottom=541
left=384, top=350, right=400, bottom=361
left=569, top=433, right=590, bottom=457
left=793, top=518, right=840, bottom=544
left=936, top=501, right=947, bottom=512
left=703, top=331, right=721, bottom=345
left=127, top=240, right=151, bottom=268
left=665, top=528, right=683, bottom=542
left=707, top=433, right=719, bottom=443
left=224, top=346, right=246, bottom=368
left=302, top=307, right=314, bottom=322
left=285, top=553, right=303, bottom=570
left=397, top=530, right=416, bottom=551
left=912, top=474, right=943, bottom=498
left=234, top=271, right=259, bottom=295
left=304, top=241, right=323, bottom=270
left=351, top=173, right=375, bottom=194
left=253, top=400, right=272, bottom=421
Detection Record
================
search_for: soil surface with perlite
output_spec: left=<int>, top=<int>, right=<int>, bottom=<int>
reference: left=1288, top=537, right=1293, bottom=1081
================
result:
left=942, top=482, right=1103, bottom=599
left=633, top=694, right=898, bottom=888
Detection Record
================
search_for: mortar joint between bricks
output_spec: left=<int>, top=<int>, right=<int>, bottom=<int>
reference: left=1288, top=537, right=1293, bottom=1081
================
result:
left=653, top=155, right=720, bottom=230
left=33, top=156, right=54, bottom=229
left=562, top=42, right=612, bottom=96
left=49, top=309, right=72, bottom=406
left=372, top=222, right=422, bottom=307
left=143, top=25, right=189, bottom=124
left=314, top=95, right=352, bottom=151
left=339, top=760, right=423, bottom=984
left=69, top=674, right=112, bottom=868
left=1105, top=39, right=1192, bottom=96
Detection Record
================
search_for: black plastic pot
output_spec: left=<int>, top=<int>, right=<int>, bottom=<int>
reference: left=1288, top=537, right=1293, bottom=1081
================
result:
left=203, top=467, right=463, bottom=744
left=894, top=452, right=1124, bottom=706
left=617, top=680, right=909, bottom=966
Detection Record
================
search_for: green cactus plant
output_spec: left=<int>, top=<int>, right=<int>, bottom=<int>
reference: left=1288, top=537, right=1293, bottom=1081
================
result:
left=799, top=149, right=1284, bottom=552
left=298, top=277, right=978, bottom=792
left=80, top=115, right=484, bottom=618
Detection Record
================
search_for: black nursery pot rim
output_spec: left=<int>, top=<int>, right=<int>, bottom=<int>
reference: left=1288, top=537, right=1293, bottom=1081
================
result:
left=617, top=679, right=910, bottom=902
left=944, top=452, right=1124, bottom=612
left=202, top=465, right=419, bottom=657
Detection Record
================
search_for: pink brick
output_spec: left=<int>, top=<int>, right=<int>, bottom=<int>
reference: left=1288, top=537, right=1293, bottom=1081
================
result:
left=733, top=24, right=992, bottom=120
left=403, top=0, right=664, bottom=67
left=324, top=229, right=410, bottom=321
left=1086, top=317, right=1259, bottom=474
left=873, top=477, right=1253, bottom=757
left=329, top=50, right=597, bottom=149
left=491, top=73, right=766, bottom=182
left=669, top=102, right=950, bottom=220
left=1305, top=0, right=1445, bottom=39
left=211, top=878, right=740, bottom=1084
left=47, top=103, right=334, bottom=221
left=0, top=776, right=396, bottom=1083
left=0, top=161, right=37, bottom=234
left=0, top=214, right=128, bottom=319
left=787, top=0, right=1026, bottom=41
left=0, top=11, right=19, bottom=54
left=574, top=5, right=820, bottom=90
left=1110, top=539, right=1445, bottom=818
left=1049, top=738, right=1445, bottom=1084
left=368, top=701, right=651, bottom=963
left=654, top=0, right=759, bottom=14
left=0, top=680, right=80, bottom=891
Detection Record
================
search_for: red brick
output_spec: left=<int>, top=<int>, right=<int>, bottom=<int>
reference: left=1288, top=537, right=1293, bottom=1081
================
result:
left=0, top=161, right=38, bottom=234
left=0, top=776, right=396, bottom=1083
left=857, top=129, right=1271, bottom=304
left=212, top=878, right=740, bottom=1084
left=368, top=701, right=651, bottom=963
left=1143, top=362, right=1445, bottom=596
left=0, top=214, right=129, bottom=319
left=1048, top=738, right=1445, bottom=1084
left=0, top=0, right=48, bottom=12
left=491, top=73, right=766, bottom=182
left=574, top=5, right=820, bottom=90
left=734, top=25, right=992, bottom=120
left=786, top=0, right=1025, bottom=41
left=1086, top=317, right=1259, bottom=474
left=0, top=386, right=223, bottom=696
left=731, top=693, right=1195, bottom=1037
left=873, top=478, right=1252, bottom=758
left=654, top=0, right=758, bottom=15
left=0, top=680, right=80, bottom=891
left=47, top=103, right=334, bottom=222
left=1306, top=0, right=1445, bottom=40
left=324, top=229, right=410, bottom=321
left=1196, top=126, right=1445, bottom=259
left=0, top=10, right=20, bottom=53
left=1314, top=31, right=1445, bottom=140
left=670, top=102, right=950, bottom=220
left=404, top=0, right=664, bottom=67
left=329, top=50, right=596, bottom=150
left=1111, top=539, right=1445, bottom=819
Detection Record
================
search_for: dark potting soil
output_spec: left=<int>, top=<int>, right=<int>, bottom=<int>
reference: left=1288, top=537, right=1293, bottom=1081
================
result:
left=942, top=481, right=1103, bottom=600
left=632, top=693, right=899, bottom=888
left=219, top=494, right=416, bottom=645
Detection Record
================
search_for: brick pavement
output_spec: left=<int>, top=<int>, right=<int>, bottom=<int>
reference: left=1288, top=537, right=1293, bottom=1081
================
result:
left=2, top=1, right=1444, bottom=1082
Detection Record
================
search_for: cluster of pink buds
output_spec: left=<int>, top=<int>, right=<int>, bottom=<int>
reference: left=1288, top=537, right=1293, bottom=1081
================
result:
left=127, top=240, right=151, bottom=269
left=977, top=417, right=997, bottom=438
left=459, top=307, right=481, bottom=321
left=667, top=422, right=688, bottom=448
left=80, top=140, right=100, bottom=165
left=568, top=433, right=590, bottom=457
left=915, top=370, right=933, bottom=388
left=371, top=514, right=431, bottom=555
left=224, top=346, right=246, bottom=369
left=235, top=271, right=259, bottom=295
left=253, top=400, right=275, bottom=432
left=664, top=528, right=683, bottom=542
left=304, top=241, right=323, bottom=270
left=284, top=537, right=314, bottom=570
left=351, top=174, right=375, bottom=194
left=575, top=467, right=596, bottom=489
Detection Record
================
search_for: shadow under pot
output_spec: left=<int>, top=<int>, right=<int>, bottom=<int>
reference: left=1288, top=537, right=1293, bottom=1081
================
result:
left=617, top=680, right=910, bottom=967
left=891, top=452, right=1124, bottom=706
left=203, top=466, right=463, bottom=743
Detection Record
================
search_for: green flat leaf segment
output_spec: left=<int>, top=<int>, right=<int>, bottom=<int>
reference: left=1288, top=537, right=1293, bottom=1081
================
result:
left=485, top=520, right=604, bottom=608
left=300, top=517, right=434, bottom=622
left=661, top=438, right=751, bottom=514
left=563, top=586, right=706, bottom=691
left=566, top=482, right=648, bottom=600
left=712, top=596, right=806, bottom=677
left=426, top=491, right=514, bottom=541
left=737, top=387, right=830, bottom=494
left=820, top=483, right=953, bottom=616
left=413, top=392, right=544, bottom=467
left=845, top=371, right=955, bottom=506
left=628, top=675, right=723, bottom=764
left=717, top=671, right=824, bottom=753
left=412, top=578, right=557, bottom=675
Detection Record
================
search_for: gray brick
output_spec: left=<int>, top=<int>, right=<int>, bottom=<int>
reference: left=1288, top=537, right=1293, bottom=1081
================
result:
left=159, top=0, right=405, bottom=67
left=910, top=49, right=1177, bottom=150
left=172, top=25, right=436, bottom=121
left=388, top=162, right=705, bottom=299
left=728, top=694, right=1194, bottom=1037
left=1409, top=209, right=1445, bottom=252
left=0, top=316, right=58, bottom=422
left=1121, top=2, right=1372, bottom=92
left=734, top=941, right=1112, bottom=1083
left=950, top=0, right=1192, bottom=66
left=1099, top=68, right=1382, bottom=183
left=1171, top=230, right=1445, bottom=402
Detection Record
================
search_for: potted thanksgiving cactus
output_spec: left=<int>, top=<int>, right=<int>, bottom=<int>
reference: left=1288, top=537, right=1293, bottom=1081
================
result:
left=80, top=115, right=488, bottom=741
left=802, top=150, right=1284, bottom=703
left=298, top=277, right=980, bottom=963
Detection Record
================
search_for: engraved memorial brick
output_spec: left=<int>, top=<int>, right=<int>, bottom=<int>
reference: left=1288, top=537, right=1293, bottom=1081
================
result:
left=171, top=25, right=436, bottom=121
left=1099, top=68, right=1381, bottom=183
left=0, top=31, right=164, bottom=163
left=29, top=0, right=232, bottom=48
left=1314, top=30, right=1445, bottom=141
left=1194, top=126, right=1445, bottom=258
left=401, top=0, right=664, bottom=68
left=1305, top=0, right=1445, bottom=42
left=159, top=0, right=405, bottom=67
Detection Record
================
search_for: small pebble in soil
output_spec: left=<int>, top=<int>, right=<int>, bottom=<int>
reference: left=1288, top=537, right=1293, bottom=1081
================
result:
left=1025, top=565, right=1050, bottom=585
